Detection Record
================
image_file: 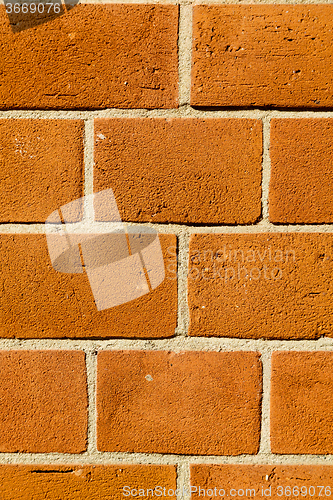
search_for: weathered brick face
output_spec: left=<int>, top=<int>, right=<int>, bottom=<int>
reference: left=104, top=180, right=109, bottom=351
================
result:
left=0, top=351, right=87, bottom=453
left=94, top=118, right=262, bottom=224
left=191, top=5, right=333, bottom=108
left=271, top=352, right=333, bottom=455
left=188, top=233, right=333, bottom=340
left=0, top=1, right=332, bottom=493
left=0, top=5, right=179, bottom=109
left=269, top=119, right=333, bottom=223
left=97, top=350, right=262, bottom=455
left=0, top=119, right=84, bottom=223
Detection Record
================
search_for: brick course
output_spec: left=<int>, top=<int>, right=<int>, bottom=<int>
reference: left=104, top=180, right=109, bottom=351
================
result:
left=191, top=465, right=333, bottom=499
left=97, top=350, right=262, bottom=455
left=94, top=118, right=262, bottom=224
left=191, top=5, right=333, bottom=108
left=271, top=351, right=333, bottom=455
left=0, top=351, right=87, bottom=453
left=270, top=119, right=333, bottom=223
left=0, top=119, right=84, bottom=223
left=0, top=5, right=178, bottom=109
left=0, top=234, right=177, bottom=338
left=0, top=465, right=177, bottom=499
left=188, top=233, right=333, bottom=340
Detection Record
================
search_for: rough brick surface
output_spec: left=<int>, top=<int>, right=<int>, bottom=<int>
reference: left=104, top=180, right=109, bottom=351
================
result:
left=0, top=5, right=178, bottom=110
left=97, top=350, right=262, bottom=455
left=0, top=465, right=177, bottom=499
left=191, top=5, right=333, bottom=108
left=94, top=118, right=262, bottom=224
left=191, top=464, right=333, bottom=500
left=188, top=233, right=333, bottom=340
left=0, top=234, right=177, bottom=339
left=0, top=351, right=87, bottom=453
left=271, top=351, right=333, bottom=455
left=270, top=119, right=333, bottom=223
left=0, top=120, right=83, bottom=223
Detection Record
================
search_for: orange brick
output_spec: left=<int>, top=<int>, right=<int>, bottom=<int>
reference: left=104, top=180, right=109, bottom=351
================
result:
left=94, top=118, right=262, bottom=224
left=270, top=119, right=333, bottom=223
left=97, top=350, right=262, bottom=455
left=191, top=464, right=333, bottom=500
left=0, top=350, right=87, bottom=453
left=0, top=234, right=177, bottom=339
left=192, top=5, right=333, bottom=108
left=271, top=351, right=333, bottom=454
left=0, top=119, right=83, bottom=223
left=0, top=465, right=177, bottom=499
left=0, top=5, right=178, bottom=110
left=188, top=233, right=333, bottom=340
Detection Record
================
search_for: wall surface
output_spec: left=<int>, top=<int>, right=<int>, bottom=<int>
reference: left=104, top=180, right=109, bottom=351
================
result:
left=1, top=0, right=333, bottom=498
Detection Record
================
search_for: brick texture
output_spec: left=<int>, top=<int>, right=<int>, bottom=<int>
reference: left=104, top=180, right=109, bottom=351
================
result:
left=1, top=0, right=333, bottom=473
left=0, top=234, right=177, bottom=339
left=271, top=351, right=333, bottom=455
left=94, top=118, right=262, bottom=224
left=270, top=119, right=333, bottom=223
left=0, top=119, right=83, bottom=223
left=0, top=465, right=177, bottom=499
left=188, top=233, right=333, bottom=340
left=191, top=5, right=333, bottom=108
left=0, top=4, right=178, bottom=110
left=0, top=351, right=87, bottom=453
left=97, top=350, right=262, bottom=455
left=191, top=465, right=333, bottom=500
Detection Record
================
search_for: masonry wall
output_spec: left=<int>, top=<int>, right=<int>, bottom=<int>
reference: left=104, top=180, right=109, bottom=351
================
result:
left=1, top=0, right=333, bottom=498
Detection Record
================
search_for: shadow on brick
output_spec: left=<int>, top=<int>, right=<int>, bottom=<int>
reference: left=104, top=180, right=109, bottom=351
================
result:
left=4, top=0, right=79, bottom=33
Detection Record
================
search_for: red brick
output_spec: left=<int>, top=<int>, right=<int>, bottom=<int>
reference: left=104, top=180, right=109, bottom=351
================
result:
left=0, top=5, right=178, bottom=110
left=0, top=234, right=177, bottom=339
left=270, top=119, right=333, bottom=223
left=192, top=5, right=333, bottom=108
left=0, top=119, right=83, bottom=223
left=271, top=351, right=333, bottom=454
left=97, top=350, right=262, bottom=455
left=94, top=118, right=262, bottom=224
left=191, top=464, right=333, bottom=500
left=0, top=465, right=177, bottom=499
left=0, top=350, right=87, bottom=453
left=188, top=233, right=333, bottom=340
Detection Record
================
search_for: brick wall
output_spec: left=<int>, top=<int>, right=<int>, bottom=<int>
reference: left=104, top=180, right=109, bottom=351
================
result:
left=1, top=1, right=333, bottom=498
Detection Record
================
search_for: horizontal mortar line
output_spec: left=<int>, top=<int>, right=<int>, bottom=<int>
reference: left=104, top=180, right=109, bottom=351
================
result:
left=3, top=108, right=333, bottom=120
left=168, top=223, right=333, bottom=234
left=78, top=0, right=182, bottom=4
left=0, top=221, right=193, bottom=234
left=191, top=0, right=333, bottom=4
left=0, top=0, right=331, bottom=5
left=2, top=338, right=333, bottom=351
left=0, top=109, right=268, bottom=120
left=4, top=222, right=333, bottom=234
left=0, top=453, right=333, bottom=466
left=0, top=0, right=182, bottom=5
left=78, top=0, right=318, bottom=5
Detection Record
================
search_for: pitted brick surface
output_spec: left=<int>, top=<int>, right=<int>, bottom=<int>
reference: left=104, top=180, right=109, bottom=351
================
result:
left=192, top=5, right=333, bottom=108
